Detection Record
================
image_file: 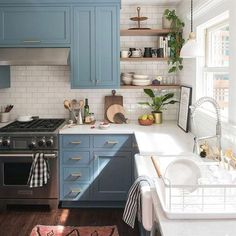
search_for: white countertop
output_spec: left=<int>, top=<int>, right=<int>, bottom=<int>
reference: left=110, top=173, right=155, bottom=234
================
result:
left=60, top=121, right=194, bottom=155
left=135, top=155, right=236, bottom=236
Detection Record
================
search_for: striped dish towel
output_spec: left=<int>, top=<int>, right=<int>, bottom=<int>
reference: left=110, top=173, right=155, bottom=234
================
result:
left=123, top=176, right=153, bottom=228
left=27, top=153, right=50, bottom=188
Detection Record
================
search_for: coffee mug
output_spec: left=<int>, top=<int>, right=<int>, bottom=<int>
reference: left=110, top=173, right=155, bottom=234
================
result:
left=131, top=48, right=142, bottom=57
left=121, top=50, right=131, bottom=58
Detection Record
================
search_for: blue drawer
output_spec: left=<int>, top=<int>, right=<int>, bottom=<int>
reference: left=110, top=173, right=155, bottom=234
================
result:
left=62, top=151, right=90, bottom=165
left=62, top=183, right=90, bottom=201
left=62, top=135, right=90, bottom=149
left=93, top=135, right=132, bottom=150
left=63, top=167, right=91, bottom=182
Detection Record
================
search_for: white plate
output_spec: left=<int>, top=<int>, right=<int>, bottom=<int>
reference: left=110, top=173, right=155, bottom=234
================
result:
left=133, top=74, right=149, bottom=80
left=17, top=116, right=33, bottom=122
left=132, top=79, right=151, bottom=86
left=164, top=158, right=201, bottom=192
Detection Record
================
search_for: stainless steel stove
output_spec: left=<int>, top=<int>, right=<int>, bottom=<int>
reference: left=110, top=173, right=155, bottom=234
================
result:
left=0, top=118, right=65, bottom=210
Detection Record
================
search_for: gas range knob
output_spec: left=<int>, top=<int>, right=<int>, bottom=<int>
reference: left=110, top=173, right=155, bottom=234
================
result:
left=38, top=138, right=46, bottom=147
left=2, top=138, right=10, bottom=147
left=29, top=140, right=36, bottom=149
left=46, top=138, right=54, bottom=147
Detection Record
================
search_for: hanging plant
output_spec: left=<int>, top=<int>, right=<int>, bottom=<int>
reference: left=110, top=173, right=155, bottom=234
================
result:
left=164, top=9, right=185, bottom=73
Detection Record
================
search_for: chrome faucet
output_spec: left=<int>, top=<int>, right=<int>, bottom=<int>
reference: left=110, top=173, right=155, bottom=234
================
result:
left=190, top=97, right=222, bottom=161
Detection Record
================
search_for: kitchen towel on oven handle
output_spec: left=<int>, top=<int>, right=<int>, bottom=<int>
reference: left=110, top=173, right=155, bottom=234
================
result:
left=123, top=176, right=154, bottom=229
left=27, top=153, right=50, bottom=188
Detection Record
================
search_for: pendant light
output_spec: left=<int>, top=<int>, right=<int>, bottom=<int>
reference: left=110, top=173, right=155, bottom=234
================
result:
left=180, top=0, right=199, bottom=58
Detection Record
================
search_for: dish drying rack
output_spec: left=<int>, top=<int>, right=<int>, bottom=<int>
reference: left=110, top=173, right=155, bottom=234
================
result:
left=152, top=156, right=236, bottom=219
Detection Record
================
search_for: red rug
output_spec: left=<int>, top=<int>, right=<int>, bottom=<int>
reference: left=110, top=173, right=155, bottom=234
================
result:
left=30, top=225, right=119, bottom=236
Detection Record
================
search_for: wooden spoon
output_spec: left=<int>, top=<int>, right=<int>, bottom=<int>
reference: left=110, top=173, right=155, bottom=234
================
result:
left=78, top=100, right=84, bottom=109
left=64, top=100, right=72, bottom=111
left=71, top=99, right=78, bottom=110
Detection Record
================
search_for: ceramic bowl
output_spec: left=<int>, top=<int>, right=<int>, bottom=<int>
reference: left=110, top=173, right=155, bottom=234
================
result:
left=99, top=122, right=110, bottom=129
left=133, top=74, right=149, bottom=80
left=138, top=119, right=153, bottom=126
left=122, top=76, right=133, bottom=85
left=17, top=116, right=33, bottom=122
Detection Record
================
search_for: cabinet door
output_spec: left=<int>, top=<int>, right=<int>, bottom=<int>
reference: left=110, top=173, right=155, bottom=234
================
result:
left=0, top=66, right=10, bottom=88
left=72, top=7, right=96, bottom=88
left=92, top=151, right=132, bottom=201
left=95, top=6, right=119, bottom=88
left=0, top=7, right=70, bottom=45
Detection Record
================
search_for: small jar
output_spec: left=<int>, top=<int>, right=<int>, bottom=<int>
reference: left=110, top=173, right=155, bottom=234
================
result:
left=90, top=113, right=95, bottom=122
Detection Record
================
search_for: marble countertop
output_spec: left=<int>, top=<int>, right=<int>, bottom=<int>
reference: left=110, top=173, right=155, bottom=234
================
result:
left=59, top=121, right=194, bottom=155
left=135, top=155, right=236, bottom=236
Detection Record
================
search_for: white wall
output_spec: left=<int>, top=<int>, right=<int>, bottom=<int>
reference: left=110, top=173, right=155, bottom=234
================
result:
left=0, top=5, right=179, bottom=122
left=177, top=0, right=236, bottom=152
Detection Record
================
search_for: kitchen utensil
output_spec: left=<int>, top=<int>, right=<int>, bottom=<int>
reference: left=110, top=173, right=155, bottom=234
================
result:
left=64, top=100, right=72, bottom=111
left=104, top=90, right=123, bottom=120
left=113, top=112, right=128, bottom=124
left=133, top=74, right=149, bottom=80
left=76, top=100, right=84, bottom=125
left=4, top=105, right=14, bottom=113
left=71, top=99, right=78, bottom=109
left=151, top=156, right=162, bottom=178
left=164, top=158, right=201, bottom=192
left=17, top=116, right=33, bottom=122
left=106, top=104, right=125, bottom=123
left=78, top=100, right=84, bottom=109
left=129, top=7, right=150, bottom=30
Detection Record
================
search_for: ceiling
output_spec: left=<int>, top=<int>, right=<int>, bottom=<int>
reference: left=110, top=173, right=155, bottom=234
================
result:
left=121, top=0, right=182, bottom=6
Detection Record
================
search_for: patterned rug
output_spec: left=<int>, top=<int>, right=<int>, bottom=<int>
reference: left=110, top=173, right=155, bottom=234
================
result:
left=30, top=225, right=119, bottom=236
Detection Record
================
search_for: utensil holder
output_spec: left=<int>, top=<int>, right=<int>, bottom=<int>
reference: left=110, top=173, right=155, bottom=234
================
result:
left=0, top=112, right=10, bottom=123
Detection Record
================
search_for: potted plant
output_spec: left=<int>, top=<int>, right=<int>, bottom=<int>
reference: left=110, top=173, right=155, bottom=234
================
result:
left=139, top=89, right=178, bottom=124
left=163, top=9, right=185, bottom=73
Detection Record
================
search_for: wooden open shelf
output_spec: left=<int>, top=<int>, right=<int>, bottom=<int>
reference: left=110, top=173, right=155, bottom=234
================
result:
left=120, top=85, right=180, bottom=89
left=120, top=29, right=171, bottom=36
left=120, top=57, right=168, bottom=62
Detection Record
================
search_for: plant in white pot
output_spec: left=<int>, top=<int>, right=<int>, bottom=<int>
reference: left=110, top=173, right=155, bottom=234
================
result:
left=139, top=89, right=178, bottom=124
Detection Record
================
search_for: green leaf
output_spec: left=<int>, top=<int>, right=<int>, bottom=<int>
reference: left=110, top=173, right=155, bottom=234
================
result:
left=138, top=102, right=151, bottom=106
left=144, top=89, right=155, bottom=98
left=162, top=93, right=174, bottom=102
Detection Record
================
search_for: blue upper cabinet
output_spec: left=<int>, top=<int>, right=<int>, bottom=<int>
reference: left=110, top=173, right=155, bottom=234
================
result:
left=72, top=5, right=120, bottom=89
left=0, top=7, right=70, bottom=46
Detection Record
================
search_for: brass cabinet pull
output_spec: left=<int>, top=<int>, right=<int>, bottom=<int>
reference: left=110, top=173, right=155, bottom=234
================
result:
left=70, top=173, right=81, bottom=178
left=70, top=141, right=81, bottom=144
left=70, top=157, right=81, bottom=161
left=23, top=40, right=41, bottom=43
left=106, top=141, right=118, bottom=145
left=70, top=189, right=81, bottom=194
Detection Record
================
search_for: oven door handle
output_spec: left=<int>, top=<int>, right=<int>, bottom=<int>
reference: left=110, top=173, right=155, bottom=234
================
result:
left=0, top=153, right=57, bottom=159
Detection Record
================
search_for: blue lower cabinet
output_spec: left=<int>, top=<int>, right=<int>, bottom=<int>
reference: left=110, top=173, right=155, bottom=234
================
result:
left=60, top=134, right=133, bottom=206
left=91, top=151, right=132, bottom=201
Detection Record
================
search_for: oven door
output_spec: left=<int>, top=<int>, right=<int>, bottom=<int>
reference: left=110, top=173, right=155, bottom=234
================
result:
left=0, top=152, right=58, bottom=199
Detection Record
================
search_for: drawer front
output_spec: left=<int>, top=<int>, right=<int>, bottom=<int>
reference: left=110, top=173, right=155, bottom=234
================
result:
left=0, top=7, right=70, bottom=45
left=62, top=135, right=90, bottom=149
left=93, top=135, right=132, bottom=149
left=63, top=167, right=91, bottom=182
left=62, top=183, right=90, bottom=201
left=62, top=151, right=90, bottom=165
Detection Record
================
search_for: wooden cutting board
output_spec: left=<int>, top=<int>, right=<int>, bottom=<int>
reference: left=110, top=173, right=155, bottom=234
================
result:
left=104, top=90, right=123, bottom=120
left=106, top=104, right=125, bottom=123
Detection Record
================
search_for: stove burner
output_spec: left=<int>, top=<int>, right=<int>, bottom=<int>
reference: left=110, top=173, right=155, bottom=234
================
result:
left=0, top=119, right=65, bottom=132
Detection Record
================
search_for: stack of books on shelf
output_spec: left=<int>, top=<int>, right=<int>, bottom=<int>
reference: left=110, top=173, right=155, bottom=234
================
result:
left=158, top=36, right=171, bottom=58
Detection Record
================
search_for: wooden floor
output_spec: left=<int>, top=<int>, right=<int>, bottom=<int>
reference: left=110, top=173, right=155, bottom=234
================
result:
left=0, top=206, right=139, bottom=236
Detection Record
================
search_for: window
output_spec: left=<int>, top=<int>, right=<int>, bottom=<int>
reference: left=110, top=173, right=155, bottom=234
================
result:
left=203, top=20, right=229, bottom=118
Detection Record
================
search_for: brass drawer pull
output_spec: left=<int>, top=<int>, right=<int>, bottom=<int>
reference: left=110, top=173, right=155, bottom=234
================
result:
left=70, top=141, right=81, bottom=144
left=70, top=157, right=81, bottom=161
left=71, top=173, right=82, bottom=178
left=70, top=189, right=81, bottom=195
left=106, top=141, right=118, bottom=145
left=23, top=40, right=41, bottom=43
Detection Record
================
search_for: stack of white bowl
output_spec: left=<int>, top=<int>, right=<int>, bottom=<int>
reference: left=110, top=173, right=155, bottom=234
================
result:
left=132, top=75, right=151, bottom=86
left=121, top=72, right=135, bottom=85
